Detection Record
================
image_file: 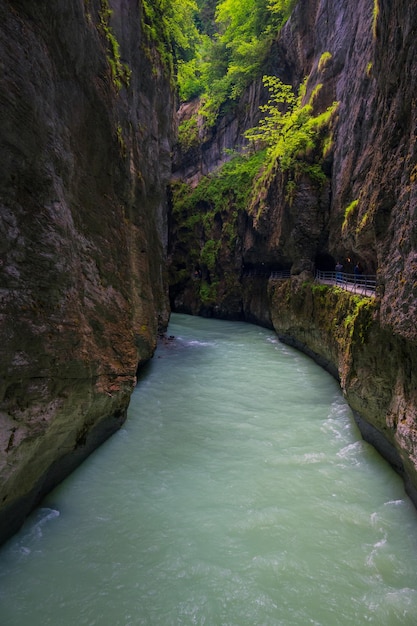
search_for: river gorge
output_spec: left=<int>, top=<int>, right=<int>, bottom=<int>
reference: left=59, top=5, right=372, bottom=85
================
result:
left=1, top=2, right=417, bottom=620
left=1, top=315, right=417, bottom=625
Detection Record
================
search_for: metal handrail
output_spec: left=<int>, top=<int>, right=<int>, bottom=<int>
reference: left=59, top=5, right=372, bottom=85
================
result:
left=315, top=270, right=376, bottom=295
left=242, top=268, right=376, bottom=295
left=269, top=270, right=291, bottom=279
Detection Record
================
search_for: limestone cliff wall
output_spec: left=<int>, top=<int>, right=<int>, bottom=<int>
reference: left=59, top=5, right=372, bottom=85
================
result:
left=264, top=0, right=417, bottom=500
left=169, top=0, right=417, bottom=499
left=268, top=278, right=417, bottom=507
left=0, top=0, right=174, bottom=543
left=279, top=0, right=417, bottom=329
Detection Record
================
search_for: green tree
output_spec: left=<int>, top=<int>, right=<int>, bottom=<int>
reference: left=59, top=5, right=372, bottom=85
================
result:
left=142, top=0, right=200, bottom=74
left=161, top=0, right=200, bottom=58
left=245, top=76, right=337, bottom=173
left=176, top=0, right=298, bottom=112
left=195, top=0, right=217, bottom=35
left=268, top=0, right=297, bottom=27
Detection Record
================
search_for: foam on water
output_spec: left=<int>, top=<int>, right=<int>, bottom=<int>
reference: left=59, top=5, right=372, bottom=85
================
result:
left=11, top=508, right=60, bottom=557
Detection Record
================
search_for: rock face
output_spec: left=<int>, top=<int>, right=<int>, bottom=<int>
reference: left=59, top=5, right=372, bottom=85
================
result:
left=265, top=0, right=417, bottom=501
left=269, top=279, right=417, bottom=506
left=0, top=0, right=174, bottom=543
left=169, top=0, right=417, bottom=500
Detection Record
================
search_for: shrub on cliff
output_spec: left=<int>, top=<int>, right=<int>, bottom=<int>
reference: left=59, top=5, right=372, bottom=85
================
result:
left=244, top=76, right=338, bottom=209
left=170, top=149, right=266, bottom=302
left=245, top=76, right=337, bottom=174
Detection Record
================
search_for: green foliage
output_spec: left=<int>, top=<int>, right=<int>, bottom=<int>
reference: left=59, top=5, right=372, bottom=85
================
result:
left=98, top=0, right=131, bottom=90
left=343, top=295, right=375, bottom=343
left=268, top=0, right=297, bottom=21
left=244, top=76, right=338, bottom=208
left=310, top=282, right=330, bottom=295
left=170, top=150, right=266, bottom=296
left=246, top=76, right=337, bottom=170
left=116, top=125, right=126, bottom=154
left=178, top=115, right=200, bottom=150
left=358, top=211, right=369, bottom=232
left=342, top=199, right=359, bottom=231
left=213, top=0, right=272, bottom=102
left=318, top=51, right=332, bottom=72
left=176, top=0, right=297, bottom=117
left=309, top=82, right=323, bottom=102
left=372, top=0, right=380, bottom=38
left=189, top=149, right=267, bottom=212
left=199, top=280, right=219, bottom=304
left=195, top=0, right=217, bottom=36
left=141, top=0, right=200, bottom=76
left=177, top=50, right=206, bottom=100
left=292, top=282, right=377, bottom=353
left=245, top=77, right=310, bottom=170
left=200, top=239, right=221, bottom=271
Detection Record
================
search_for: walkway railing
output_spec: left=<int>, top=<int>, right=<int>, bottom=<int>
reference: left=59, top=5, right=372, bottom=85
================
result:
left=315, top=270, right=376, bottom=296
left=243, top=268, right=376, bottom=296
left=269, top=270, right=291, bottom=279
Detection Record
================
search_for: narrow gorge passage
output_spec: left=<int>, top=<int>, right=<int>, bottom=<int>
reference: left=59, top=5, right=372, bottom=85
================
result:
left=0, top=315, right=416, bottom=625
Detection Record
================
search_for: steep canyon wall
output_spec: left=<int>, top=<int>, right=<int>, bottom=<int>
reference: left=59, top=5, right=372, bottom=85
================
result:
left=269, top=0, right=417, bottom=503
left=170, top=0, right=417, bottom=501
left=0, top=0, right=174, bottom=543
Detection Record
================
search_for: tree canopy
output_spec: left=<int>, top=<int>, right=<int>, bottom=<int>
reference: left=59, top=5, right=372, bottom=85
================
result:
left=141, top=0, right=297, bottom=116
left=175, top=0, right=297, bottom=111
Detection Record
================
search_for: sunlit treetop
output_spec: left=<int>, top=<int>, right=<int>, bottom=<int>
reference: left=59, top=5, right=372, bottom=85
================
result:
left=176, top=0, right=297, bottom=113
left=141, top=0, right=296, bottom=110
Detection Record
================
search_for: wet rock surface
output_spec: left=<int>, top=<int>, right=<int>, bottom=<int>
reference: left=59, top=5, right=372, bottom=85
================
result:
left=0, top=0, right=174, bottom=542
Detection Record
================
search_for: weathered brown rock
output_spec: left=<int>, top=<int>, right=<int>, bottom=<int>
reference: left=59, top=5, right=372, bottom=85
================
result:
left=0, top=0, right=174, bottom=543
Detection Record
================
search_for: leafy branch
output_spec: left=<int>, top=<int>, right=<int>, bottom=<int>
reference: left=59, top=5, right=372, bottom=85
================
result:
left=245, top=76, right=337, bottom=172
left=243, top=75, right=338, bottom=213
left=177, top=0, right=297, bottom=114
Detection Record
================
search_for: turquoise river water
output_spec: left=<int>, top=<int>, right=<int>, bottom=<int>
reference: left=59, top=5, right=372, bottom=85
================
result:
left=1, top=313, right=417, bottom=625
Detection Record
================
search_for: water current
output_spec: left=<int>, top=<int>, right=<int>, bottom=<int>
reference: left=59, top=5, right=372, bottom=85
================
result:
left=1, top=313, right=417, bottom=625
